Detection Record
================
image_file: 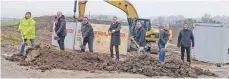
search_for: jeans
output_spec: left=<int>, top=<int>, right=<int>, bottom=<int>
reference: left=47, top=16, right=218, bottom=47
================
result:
left=82, top=37, right=94, bottom=52
left=158, top=43, right=165, bottom=62
left=181, top=46, right=191, bottom=63
left=110, top=44, right=119, bottom=60
left=57, top=36, right=65, bottom=50
left=20, top=39, right=35, bottom=53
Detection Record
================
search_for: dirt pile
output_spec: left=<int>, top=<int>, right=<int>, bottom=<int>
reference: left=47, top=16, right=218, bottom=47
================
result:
left=6, top=45, right=118, bottom=71
left=5, top=45, right=217, bottom=78
left=119, top=54, right=217, bottom=78
left=30, top=50, right=116, bottom=71
left=5, top=54, right=26, bottom=62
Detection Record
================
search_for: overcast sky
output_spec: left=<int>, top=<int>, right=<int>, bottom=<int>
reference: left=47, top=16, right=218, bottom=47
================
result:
left=1, top=0, right=229, bottom=19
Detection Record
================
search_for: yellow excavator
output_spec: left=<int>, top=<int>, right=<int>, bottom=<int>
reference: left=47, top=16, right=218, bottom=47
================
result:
left=74, top=0, right=172, bottom=52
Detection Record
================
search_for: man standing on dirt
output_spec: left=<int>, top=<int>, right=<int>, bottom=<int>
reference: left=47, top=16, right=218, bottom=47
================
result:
left=54, top=11, right=67, bottom=51
left=158, top=25, right=170, bottom=65
left=108, top=16, right=121, bottom=60
left=177, top=23, right=195, bottom=65
left=81, top=17, right=94, bottom=53
left=17, top=12, right=36, bottom=56
left=134, top=22, right=146, bottom=53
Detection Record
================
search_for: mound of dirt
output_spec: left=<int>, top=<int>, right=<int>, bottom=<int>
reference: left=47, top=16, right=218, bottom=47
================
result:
left=118, top=54, right=217, bottom=78
left=5, top=45, right=217, bottom=78
left=9, top=45, right=117, bottom=71
left=5, top=54, right=26, bottom=62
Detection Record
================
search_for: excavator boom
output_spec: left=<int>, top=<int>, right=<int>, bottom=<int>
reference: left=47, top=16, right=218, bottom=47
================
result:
left=104, top=0, right=138, bottom=19
left=78, top=0, right=87, bottom=21
left=78, top=0, right=138, bottom=21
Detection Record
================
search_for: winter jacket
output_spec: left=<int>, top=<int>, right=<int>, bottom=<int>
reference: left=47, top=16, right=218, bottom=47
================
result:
left=18, top=17, right=36, bottom=39
left=81, top=22, right=94, bottom=40
left=55, top=15, right=67, bottom=36
left=158, top=29, right=170, bottom=45
left=134, top=27, right=146, bottom=47
left=177, top=29, right=195, bottom=47
left=108, top=22, right=121, bottom=45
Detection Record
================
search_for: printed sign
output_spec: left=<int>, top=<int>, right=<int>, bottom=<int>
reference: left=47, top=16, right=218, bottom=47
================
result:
left=74, top=23, right=129, bottom=55
left=52, top=22, right=80, bottom=50
left=52, top=22, right=129, bottom=55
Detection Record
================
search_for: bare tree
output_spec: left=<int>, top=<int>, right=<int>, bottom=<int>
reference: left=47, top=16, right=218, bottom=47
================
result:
left=201, top=13, right=211, bottom=23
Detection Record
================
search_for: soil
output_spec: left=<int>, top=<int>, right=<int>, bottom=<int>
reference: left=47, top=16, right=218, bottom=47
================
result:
left=5, top=45, right=217, bottom=78
left=1, top=16, right=229, bottom=78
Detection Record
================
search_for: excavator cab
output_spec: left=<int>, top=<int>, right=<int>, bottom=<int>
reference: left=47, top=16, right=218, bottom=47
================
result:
left=128, top=18, right=160, bottom=52
left=129, top=18, right=151, bottom=37
left=127, top=18, right=160, bottom=52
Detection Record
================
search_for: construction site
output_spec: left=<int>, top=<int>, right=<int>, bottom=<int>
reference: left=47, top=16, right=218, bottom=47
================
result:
left=1, top=0, right=229, bottom=78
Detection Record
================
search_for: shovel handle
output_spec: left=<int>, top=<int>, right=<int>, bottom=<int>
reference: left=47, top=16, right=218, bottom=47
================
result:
left=130, top=37, right=140, bottom=48
left=164, top=41, right=170, bottom=51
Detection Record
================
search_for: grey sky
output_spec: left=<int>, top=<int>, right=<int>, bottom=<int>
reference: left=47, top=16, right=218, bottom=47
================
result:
left=1, top=0, right=229, bottom=19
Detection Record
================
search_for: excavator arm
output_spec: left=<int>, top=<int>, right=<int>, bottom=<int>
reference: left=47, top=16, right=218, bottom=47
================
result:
left=78, top=0, right=87, bottom=22
left=77, top=0, right=138, bottom=21
left=104, top=0, right=138, bottom=19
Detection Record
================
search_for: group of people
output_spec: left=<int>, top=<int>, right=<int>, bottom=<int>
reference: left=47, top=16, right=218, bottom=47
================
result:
left=158, top=23, right=195, bottom=65
left=80, top=16, right=122, bottom=60
left=17, top=11, right=194, bottom=65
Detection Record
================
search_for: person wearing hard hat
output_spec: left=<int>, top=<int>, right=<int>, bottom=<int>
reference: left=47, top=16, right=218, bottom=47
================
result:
left=17, top=12, right=36, bottom=56
left=158, top=25, right=170, bottom=65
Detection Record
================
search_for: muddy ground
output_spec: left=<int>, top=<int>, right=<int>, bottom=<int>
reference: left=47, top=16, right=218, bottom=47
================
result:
left=2, top=46, right=229, bottom=78
left=2, top=45, right=218, bottom=78
left=1, top=16, right=229, bottom=78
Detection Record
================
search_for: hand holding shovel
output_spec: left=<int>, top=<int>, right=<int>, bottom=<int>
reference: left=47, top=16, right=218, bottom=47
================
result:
left=21, top=33, right=27, bottom=46
left=54, top=35, right=60, bottom=40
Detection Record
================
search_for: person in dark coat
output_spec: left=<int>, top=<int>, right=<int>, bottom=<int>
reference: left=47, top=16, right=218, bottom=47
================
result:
left=54, top=11, right=67, bottom=50
left=108, top=16, right=121, bottom=60
left=81, top=17, right=94, bottom=52
left=134, top=22, right=146, bottom=53
left=177, top=23, right=195, bottom=65
left=158, top=25, right=170, bottom=64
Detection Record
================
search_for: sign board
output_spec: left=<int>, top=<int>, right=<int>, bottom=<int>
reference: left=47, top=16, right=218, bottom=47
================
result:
left=52, top=22, right=129, bottom=55
left=52, top=22, right=80, bottom=50
left=74, top=23, right=129, bottom=55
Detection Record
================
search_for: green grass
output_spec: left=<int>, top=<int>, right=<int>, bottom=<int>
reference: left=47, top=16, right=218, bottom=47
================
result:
left=1, top=21, right=19, bottom=26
